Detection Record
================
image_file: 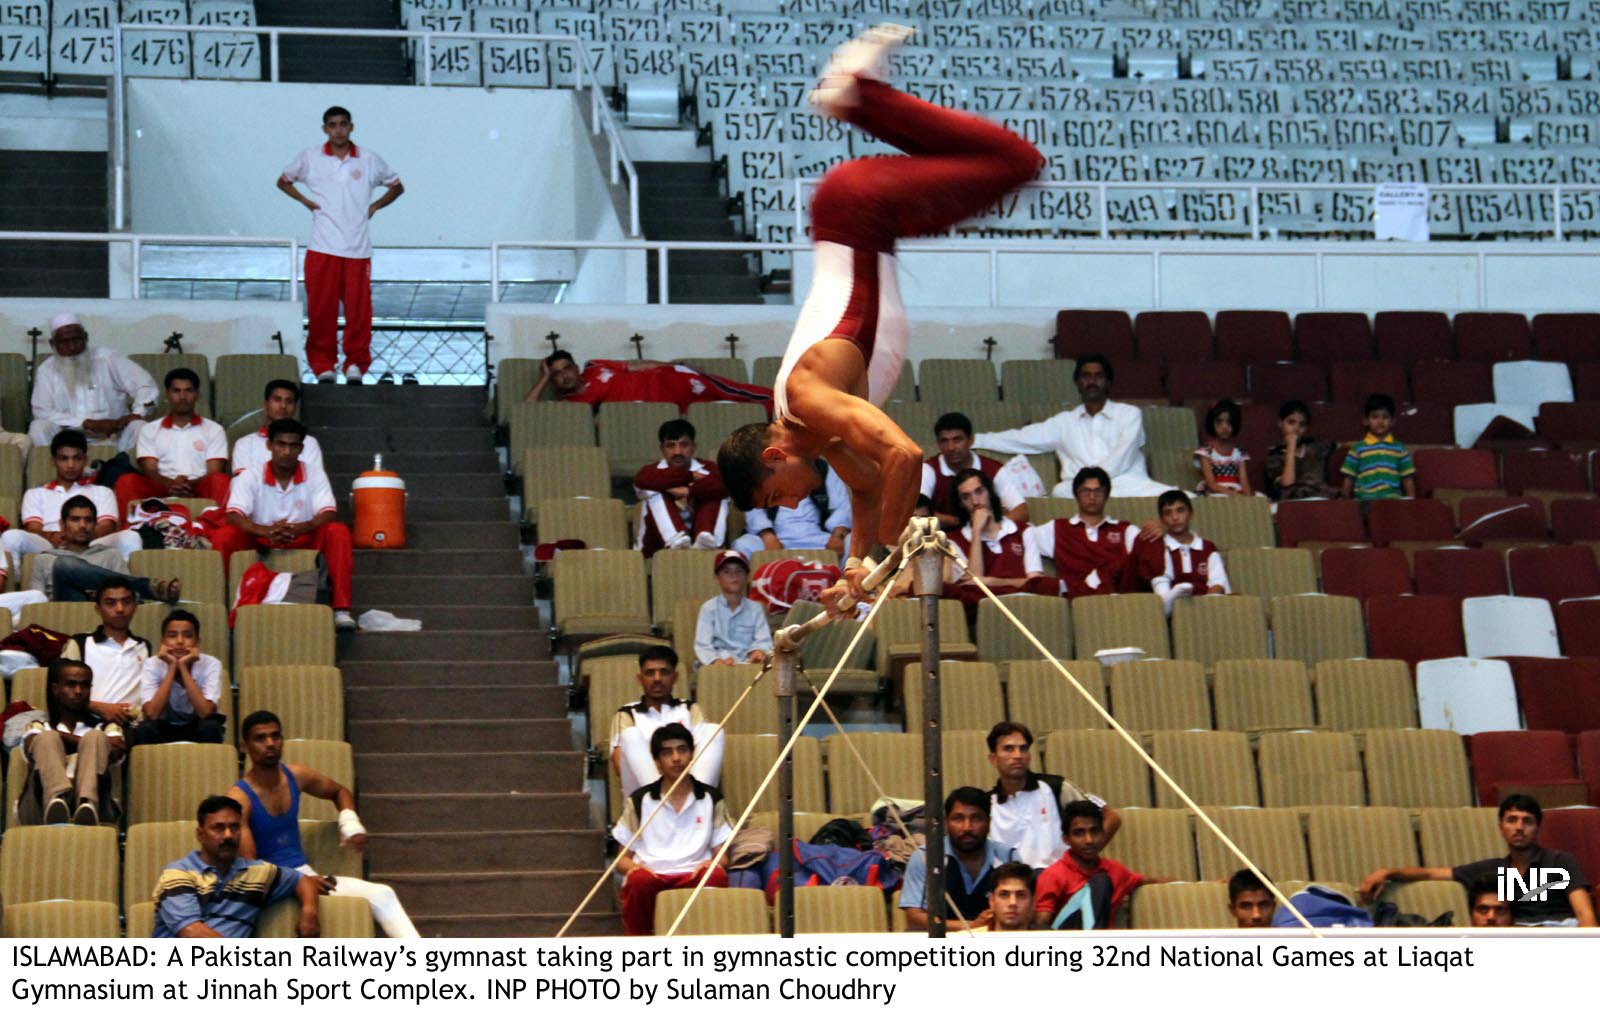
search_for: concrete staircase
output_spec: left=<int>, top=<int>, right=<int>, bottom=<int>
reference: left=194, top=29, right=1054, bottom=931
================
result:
left=638, top=160, right=766, bottom=304
left=302, top=382, right=616, bottom=936
left=254, top=0, right=411, bottom=85
left=0, top=150, right=107, bottom=297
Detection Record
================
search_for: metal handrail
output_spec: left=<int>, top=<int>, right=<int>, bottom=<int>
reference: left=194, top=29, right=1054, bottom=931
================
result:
left=110, top=24, right=639, bottom=236
left=0, top=231, right=299, bottom=301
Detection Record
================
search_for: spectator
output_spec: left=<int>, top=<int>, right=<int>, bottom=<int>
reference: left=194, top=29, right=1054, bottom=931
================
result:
left=1196, top=399, right=1252, bottom=496
left=899, top=786, right=1019, bottom=931
left=611, top=645, right=724, bottom=796
left=1, top=429, right=141, bottom=587
left=28, top=313, right=157, bottom=451
left=1466, top=876, right=1513, bottom=927
left=209, top=418, right=356, bottom=631
left=1340, top=393, right=1416, bottom=501
left=62, top=578, right=151, bottom=728
left=1358, top=794, right=1596, bottom=926
left=1227, top=869, right=1277, bottom=928
left=25, top=496, right=179, bottom=603
left=1264, top=400, right=1338, bottom=501
left=947, top=469, right=1036, bottom=604
left=524, top=349, right=772, bottom=414
left=230, top=380, right=324, bottom=478
left=634, top=419, right=728, bottom=556
left=1022, top=467, right=1145, bottom=598
left=134, top=609, right=226, bottom=745
left=693, top=550, right=772, bottom=668
left=114, top=369, right=232, bottom=514
left=9, top=658, right=126, bottom=826
left=983, top=861, right=1038, bottom=932
left=1131, top=490, right=1229, bottom=616
left=921, top=412, right=1031, bottom=528
left=151, top=794, right=331, bottom=938
left=228, top=711, right=419, bottom=938
left=1035, top=800, right=1168, bottom=929
left=731, top=459, right=851, bottom=559
left=974, top=353, right=1172, bottom=498
left=986, top=720, right=1119, bottom=871
left=612, top=723, right=732, bottom=936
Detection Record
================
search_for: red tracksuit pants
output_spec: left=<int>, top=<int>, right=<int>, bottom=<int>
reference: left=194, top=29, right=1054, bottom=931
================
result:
left=305, top=250, right=373, bottom=377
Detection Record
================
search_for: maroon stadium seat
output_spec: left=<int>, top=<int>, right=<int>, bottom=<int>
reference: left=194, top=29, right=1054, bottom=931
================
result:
left=1556, top=598, right=1600, bottom=656
left=1215, top=310, right=1293, bottom=364
left=1393, top=404, right=1454, bottom=445
left=1414, top=449, right=1499, bottom=496
left=1537, top=808, right=1600, bottom=897
left=1508, top=544, right=1600, bottom=603
left=1503, top=449, right=1590, bottom=495
left=1232, top=401, right=1280, bottom=459
left=1276, top=499, right=1367, bottom=547
left=1552, top=501, right=1600, bottom=543
left=1457, top=496, right=1547, bottom=542
left=1575, top=363, right=1600, bottom=401
left=1414, top=548, right=1508, bottom=598
left=1537, top=402, right=1600, bottom=446
left=1167, top=361, right=1246, bottom=403
left=1579, top=732, right=1600, bottom=806
left=1321, top=547, right=1411, bottom=600
left=1310, top=401, right=1362, bottom=440
left=1468, top=731, right=1582, bottom=807
left=1134, top=311, right=1214, bottom=363
left=1367, top=499, right=1456, bottom=543
left=1454, top=312, right=1532, bottom=363
left=1374, top=311, right=1454, bottom=364
left=1330, top=361, right=1409, bottom=404
left=1056, top=310, right=1135, bottom=363
left=1249, top=362, right=1328, bottom=406
left=1294, top=312, right=1374, bottom=364
left=1115, top=360, right=1167, bottom=399
left=1509, top=656, right=1600, bottom=733
left=1410, top=361, right=1494, bottom=407
left=1532, top=313, right=1600, bottom=364
left=1365, top=594, right=1465, bottom=666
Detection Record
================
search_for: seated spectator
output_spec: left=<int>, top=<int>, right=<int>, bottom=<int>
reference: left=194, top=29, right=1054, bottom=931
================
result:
left=732, top=458, right=851, bottom=559
left=983, top=861, right=1038, bottom=932
left=947, top=469, right=1037, bottom=604
left=230, top=379, right=324, bottom=478
left=693, top=550, right=772, bottom=668
left=1035, top=800, right=1169, bottom=929
left=1341, top=393, right=1416, bottom=501
left=28, top=313, right=156, bottom=451
left=151, top=794, right=331, bottom=938
left=25, top=496, right=179, bottom=603
left=1022, top=467, right=1145, bottom=598
left=611, top=645, right=724, bottom=795
left=634, top=418, right=728, bottom=556
left=986, top=720, right=1119, bottom=871
left=135, top=610, right=226, bottom=745
left=1, top=429, right=141, bottom=587
left=900, top=786, right=1019, bottom=931
left=921, top=412, right=1032, bottom=528
left=1196, top=399, right=1252, bottom=496
left=62, top=578, right=151, bottom=727
left=228, top=711, right=419, bottom=938
left=1227, top=869, right=1277, bottom=928
left=1131, top=490, right=1229, bottom=616
left=524, top=349, right=772, bottom=414
left=9, top=658, right=126, bottom=825
left=114, top=369, right=232, bottom=514
left=1467, top=875, right=1513, bottom=927
left=612, top=723, right=731, bottom=936
left=974, top=353, right=1172, bottom=497
left=1264, top=400, right=1338, bottom=501
left=209, top=418, right=356, bottom=631
left=1358, top=794, right=1596, bottom=926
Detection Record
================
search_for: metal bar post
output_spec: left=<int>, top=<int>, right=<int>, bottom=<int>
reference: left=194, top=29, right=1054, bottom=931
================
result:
left=270, top=30, right=280, bottom=83
left=774, top=651, right=798, bottom=939
left=1554, top=184, right=1564, bottom=242
left=1098, top=183, right=1109, bottom=239
left=112, top=25, right=125, bottom=230
left=490, top=242, right=501, bottom=303
left=130, top=237, right=141, bottom=297
left=1249, top=184, right=1260, bottom=240
left=657, top=247, right=670, bottom=304
left=289, top=239, right=299, bottom=303
left=422, top=32, right=432, bottom=86
left=914, top=531, right=946, bottom=939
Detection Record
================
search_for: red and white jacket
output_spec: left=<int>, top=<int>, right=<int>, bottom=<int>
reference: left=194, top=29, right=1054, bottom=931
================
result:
left=1023, top=515, right=1137, bottom=598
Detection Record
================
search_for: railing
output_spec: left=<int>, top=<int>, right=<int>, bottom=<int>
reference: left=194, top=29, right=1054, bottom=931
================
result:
left=0, top=231, right=299, bottom=300
left=109, top=24, right=638, bottom=236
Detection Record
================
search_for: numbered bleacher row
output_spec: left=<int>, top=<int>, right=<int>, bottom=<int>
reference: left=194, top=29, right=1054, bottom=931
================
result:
left=0, top=0, right=259, bottom=82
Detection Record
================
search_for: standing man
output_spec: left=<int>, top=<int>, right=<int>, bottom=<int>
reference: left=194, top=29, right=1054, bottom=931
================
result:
left=278, top=106, right=404, bottom=385
left=28, top=313, right=157, bottom=451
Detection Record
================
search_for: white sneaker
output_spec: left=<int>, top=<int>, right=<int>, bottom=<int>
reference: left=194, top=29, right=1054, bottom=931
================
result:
left=693, top=532, right=721, bottom=550
left=344, top=367, right=363, bottom=385
left=316, top=371, right=336, bottom=384
left=333, top=609, right=358, bottom=631
left=810, top=23, right=915, bottom=119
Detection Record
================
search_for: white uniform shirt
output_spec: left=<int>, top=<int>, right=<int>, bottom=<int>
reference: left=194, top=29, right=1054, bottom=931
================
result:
left=225, top=461, right=337, bottom=524
left=608, top=698, right=705, bottom=753
left=975, top=400, right=1172, bottom=497
left=134, top=416, right=228, bottom=478
left=281, top=142, right=401, bottom=259
left=1022, top=515, right=1137, bottom=581
left=139, top=652, right=224, bottom=722
left=231, top=427, right=324, bottom=478
left=21, top=479, right=119, bottom=528
left=611, top=778, right=733, bottom=876
left=70, top=629, right=152, bottom=707
left=989, top=774, right=1104, bottom=871
left=30, top=347, right=158, bottom=433
left=1155, top=533, right=1231, bottom=594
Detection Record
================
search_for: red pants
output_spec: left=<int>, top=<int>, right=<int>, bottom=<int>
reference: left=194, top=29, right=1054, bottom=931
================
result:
left=208, top=521, right=354, bottom=610
left=115, top=472, right=231, bottom=523
left=619, top=864, right=728, bottom=936
left=305, top=250, right=373, bottom=377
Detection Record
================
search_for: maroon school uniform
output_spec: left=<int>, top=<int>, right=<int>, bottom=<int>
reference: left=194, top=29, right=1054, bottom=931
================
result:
left=1024, top=516, right=1137, bottom=598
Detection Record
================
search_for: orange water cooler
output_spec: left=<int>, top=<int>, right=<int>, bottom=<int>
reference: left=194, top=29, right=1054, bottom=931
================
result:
left=352, top=455, right=406, bottom=549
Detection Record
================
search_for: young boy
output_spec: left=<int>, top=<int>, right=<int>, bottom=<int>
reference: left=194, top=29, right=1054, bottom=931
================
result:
left=1341, top=394, right=1416, bottom=501
left=693, top=550, right=772, bottom=668
left=1034, top=800, right=1165, bottom=929
left=1132, top=489, right=1229, bottom=615
left=135, top=609, right=225, bottom=745
left=1226, top=869, right=1277, bottom=928
left=0, top=429, right=141, bottom=585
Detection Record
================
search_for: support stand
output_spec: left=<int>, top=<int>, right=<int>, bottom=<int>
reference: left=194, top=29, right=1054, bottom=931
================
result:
left=773, top=643, right=799, bottom=939
left=913, top=538, right=946, bottom=939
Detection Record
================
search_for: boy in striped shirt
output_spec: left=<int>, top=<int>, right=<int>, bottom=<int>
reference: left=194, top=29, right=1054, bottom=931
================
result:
left=1341, top=394, right=1416, bottom=501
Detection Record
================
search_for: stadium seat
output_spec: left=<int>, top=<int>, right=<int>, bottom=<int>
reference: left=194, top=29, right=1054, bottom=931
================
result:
left=126, top=743, right=238, bottom=824
left=1041, top=730, right=1152, bottom=809
left=1330, top=361, right=1408, bottom=405
left=1171, top=594, right=1268, bottom=669
left=902, top=661, right=1003, bottom=732
left=1248, top=362, right=1328, bottom=405
left=792, top=886, right=886, bottom=934
left=917, top=358, right=998, bottom=408
left=1509, top=657, right=1600, bottom=734
left=1189, top=495, right=1275, bottom=550
left=1366, top=499, right=1455, bottom=544
left=1418, top=807, right=1503, bottom=867
left=1107, top=808, right=1198, bottom=882
left=280, top=741, right=351, bottom=821
left=1294, top=312, right=1373, bottom=364
left=18, top=601, right=102, bottom=635
left=822, top=733, right=921, bottom=816
left=1387, top=880, right=1470, bottom=925
left=1129, top=882, right=1232, bottom=929
left=1276, top=500, right=1365, bottom=547
left=1551, top=500, right=1600, bottom=544
left=960, top=399, right=1031, bottom=433
left=1142, top=405, right=1200, bottom=452
left=214, top=354, right=297, bottom=426
left=1533, top=312, right=1600, bottom=363
left=890, top=404, right=939, bottom=455
left=1508, top=544, right=1600, bottom=603
left=1306, top=807, right=1418, bottom=887
left=1193, top=805, right=1311, bottom=883
left=999, top=359, right=1077, bottom=409
left=122, top=820, right=194, bottom=912
left=1150, top=730, right=1257, bottom=809
left=689, top=664, right=773, bottom=734
left=1538, top=808, right=1600, bottom=896
left=1366, top=595, right=1464, bottom=665
left=552, top=549, right=653, bottom=642
left=1579, top=733, right=1600, bottom=806
left=1055, top=309, right=1135, bottom=363
left=942, top=730, right=997, bottom=792
left=1413, top=548, right=1508, bottom=598
left=1108, top=660, right=1211, bottom=731
left=508, top=404, right=595, bottom=472
left=1004, top=660, right=1108, bottom=733
left=779, top=600, right=878, bottom=697
left=1320, top=547, right=1411, bottom=600
left=1271, top=594, right=1366, bottom=666
left=1258, top=730, right=1365, bottom=807
left=1374, top=311, right=1453, bottom=364
left=1134, top=311, right=1213, bottom=363
left=130, top=551, right=229, bottom=609
left=1463, top=595, right=1561, bottom=658
left=974, top=594, right=1071, bottom=666
left=0, top=825, right=118, bottom=906
left=873, top=598, right=975, bottom=682
left=1216, top=310, right=1293, bottom=364
left=1072, top=593, right=1170, bottom=660
left=493, top=359, right=542, bottom=424
left=538, top=496, right=630, bottom=550
left=1468, top=731, right=1582, bottom=808
left=255, top=895, right=374, bottom=939
left=1536, top=402, right=1600, bottom=446
left=1456, top=496, right=1547, bottom=542
left=1113, top=361, right=1167, bottom=400
left=225, top=548, right=318, bottom=602
left=1503, top=450, right=1589, bottom=496
left=1494, top=360, right=1574, bottom=407
left=1455, top=313, right=1532, bottom=363
left=234, top=603, right=335, bottom=670
left=1212, top=659, right=1315, bottom=732
left=521, top=447, right=611, bottom=522
left=237, top=665, right=345, bottom=741
left=1556, top=598, right=1600, bottom=656
left=597, top=402, right=681, bottom=478
left=125, top=903, right=155, bottom=939
left=720, top=734, right=826, bottom=816
left=655, top=888, right=770, bottom=936
left=1314, top=659, right=1418, bottom=730
left=1414, top=449, right=1499, bottom=496
left=1410, top=361, right=1494, bottom=407
left=1576, top=363, right=1600, bottom=400
left=1414, top=657, right=1520, bottom=736
left=1167, top=361, right=1246, bottom=404
left=649, top=549, right=719, bottom=635
left=1223, top=547, right=1314, bottom=599
left=2, top=900, right=120, bottom=939
left=1364, top=728, right=1474, bottom=808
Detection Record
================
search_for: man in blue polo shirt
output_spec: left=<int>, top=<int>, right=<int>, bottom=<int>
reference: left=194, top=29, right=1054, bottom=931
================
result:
left=899, top=786, right=1019, bottom=931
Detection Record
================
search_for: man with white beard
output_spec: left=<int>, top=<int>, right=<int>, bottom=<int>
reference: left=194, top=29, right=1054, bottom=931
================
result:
left=28, top=313, right=158, bottom=452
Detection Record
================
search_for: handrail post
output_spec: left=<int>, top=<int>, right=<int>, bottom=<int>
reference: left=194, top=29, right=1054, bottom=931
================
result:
left=422, top=32, right=432, bottom=86
left=490, top=242, right=501, bottom=303
left=1554, top=184, right=1564, bottom=241
left=1098, top=183, right=1109, bottom=239
left=1249, top=184, right=1260, bottom=240
left=112, top=24, right=125, bottom=230
left=289, top=239, right=299, bottom=303
left=130, top=236, right=141, bottom=298
left=270, top=29, right=280, bottom=83
left=657, top=246, right=669, bottom=305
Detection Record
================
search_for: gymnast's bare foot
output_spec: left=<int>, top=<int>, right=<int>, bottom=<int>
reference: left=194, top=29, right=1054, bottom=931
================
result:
left=810, top=23, right=915, bottom=120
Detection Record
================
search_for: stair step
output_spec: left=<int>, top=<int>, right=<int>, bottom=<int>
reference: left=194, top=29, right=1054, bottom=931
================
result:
left=637, top=161, right=716, bottom=183
left=357, top=751, right=584, bottom=793
left=304, top=407, right=485, bottom=430
left=361, top=792, right=591, bottom=832
left=645, top=219, right=742, bottom=240
left=353, top=549, right=524, bottom=576
left=341, top=629, right=549, bottom=662
left=317, top=426, right=491, bottom=453
left=349, top=717, right=573, bottom=751
left=331, top=473, right=504, bottom=499
left=366, top=829, right=603, bottom=872
left=362, top=604, right=541, bottom=631
left=354, top=573, right=531, bottom=605
left=666, top=274, right=763, bottom=300
left=302, top=383, right=483, bottom=404
left=411, top=912, right=620, bottom=938
left=374, top=869, right=600, bottom=915
left=342, top=662, right=559, bottom=690
left=369, top=496, right=511, bottom=521
left=322, top=450, right=501, bottom=475
left=395, top=521, right=522, bottom=549
left=345, top=683, right=566, bottom=719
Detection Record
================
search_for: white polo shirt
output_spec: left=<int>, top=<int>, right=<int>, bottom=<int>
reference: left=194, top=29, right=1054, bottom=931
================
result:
left=134, top=415, right=228, bottom=478
left=281, top=142, right=401, bottom=259
left=66, top=628, right=153, bottom=707
left=226, top=460, right=337, bottom=525
left=22, top=479, right=119, bottom=528
left=139, top=652, right=224, bottom=722
left=231, top=427, right=324, bottom=478
left=611, top=777, right=733, bottom=876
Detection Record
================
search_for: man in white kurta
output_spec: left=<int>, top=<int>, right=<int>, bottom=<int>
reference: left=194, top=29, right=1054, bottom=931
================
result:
left=28, top=314, right=158, bottom=451
left=974, top=354, right=1172, bottom=498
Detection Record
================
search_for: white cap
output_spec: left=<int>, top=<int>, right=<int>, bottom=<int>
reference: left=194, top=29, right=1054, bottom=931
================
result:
left=49, top=312, right=82, bottom=334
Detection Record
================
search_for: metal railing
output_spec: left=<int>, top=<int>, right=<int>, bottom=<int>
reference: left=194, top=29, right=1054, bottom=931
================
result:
left=0, top=231, right=299, bottom=300
left=109, top=23, right=638, bottom=236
